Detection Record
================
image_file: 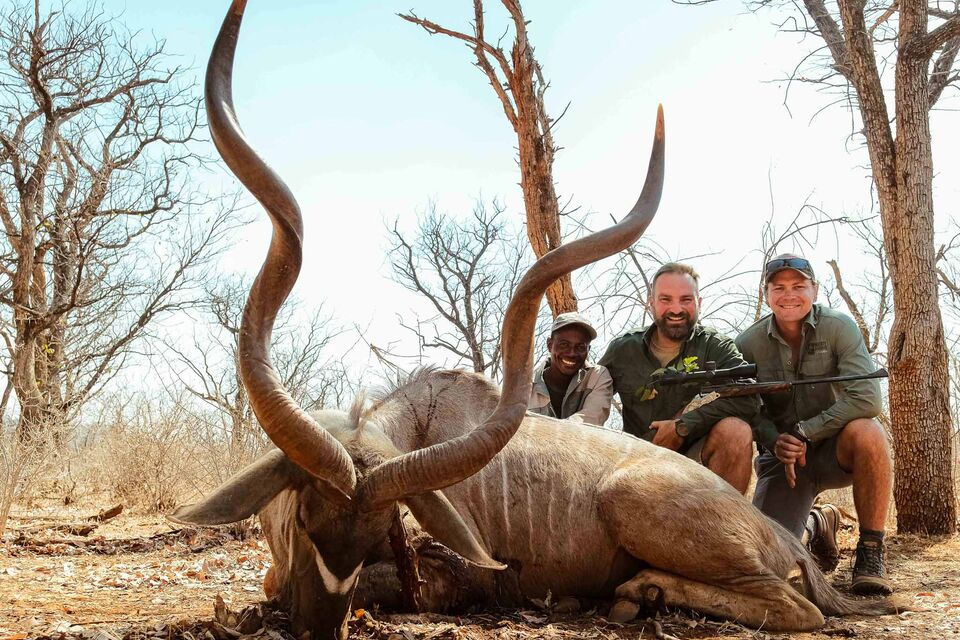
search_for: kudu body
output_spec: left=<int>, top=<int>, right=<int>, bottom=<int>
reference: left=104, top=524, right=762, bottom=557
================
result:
left=171, top=2, right=896, bottom=638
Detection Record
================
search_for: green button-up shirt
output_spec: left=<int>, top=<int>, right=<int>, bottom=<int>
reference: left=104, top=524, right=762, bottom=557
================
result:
left=735, top=304, right=883, bottom=450
left=599, top=323, right=759, bottom=442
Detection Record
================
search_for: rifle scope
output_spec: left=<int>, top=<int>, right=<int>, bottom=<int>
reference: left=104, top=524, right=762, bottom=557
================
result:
left=656, top=362, right=758, bottom=386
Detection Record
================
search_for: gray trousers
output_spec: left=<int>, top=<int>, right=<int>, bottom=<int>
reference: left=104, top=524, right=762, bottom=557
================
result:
left=752, top=435, right=853, bottom=538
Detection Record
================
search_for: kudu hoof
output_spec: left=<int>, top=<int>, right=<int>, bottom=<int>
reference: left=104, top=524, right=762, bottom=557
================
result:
left=608, top=598, right=641, bottom=623
left=642, top=584, right=665, bottom=611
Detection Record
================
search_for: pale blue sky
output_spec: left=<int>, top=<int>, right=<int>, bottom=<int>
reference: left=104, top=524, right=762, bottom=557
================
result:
left=74, top=1, right=959, bottom=366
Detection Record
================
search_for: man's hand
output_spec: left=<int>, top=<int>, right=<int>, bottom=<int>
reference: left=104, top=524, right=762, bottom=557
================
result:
left=774, top=433, right=807, bottom=488
left=650, top=419, right=685, bottom=451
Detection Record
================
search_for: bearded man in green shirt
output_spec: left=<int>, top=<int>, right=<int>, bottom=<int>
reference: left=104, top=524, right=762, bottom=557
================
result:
left=599, top=263, right=756, bottom=494
left=736, top=254, right=894, bottom=596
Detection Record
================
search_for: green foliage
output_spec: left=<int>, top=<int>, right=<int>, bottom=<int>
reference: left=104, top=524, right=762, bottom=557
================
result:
left=634, top=356, right=700, bottom=402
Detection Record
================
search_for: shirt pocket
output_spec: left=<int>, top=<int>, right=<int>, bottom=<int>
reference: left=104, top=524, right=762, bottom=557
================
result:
left=800, top=351, right=834, bottom=378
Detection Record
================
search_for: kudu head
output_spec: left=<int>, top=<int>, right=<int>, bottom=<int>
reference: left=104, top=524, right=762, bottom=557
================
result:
left=169, top=1, right=665, bottom=638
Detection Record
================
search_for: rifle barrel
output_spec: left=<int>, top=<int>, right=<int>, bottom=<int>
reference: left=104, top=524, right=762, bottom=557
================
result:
left=703, top=368, right=888, bottom=396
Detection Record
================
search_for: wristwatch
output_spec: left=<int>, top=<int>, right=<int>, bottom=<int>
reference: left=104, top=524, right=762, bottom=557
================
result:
left=787, top=422, right=811, bottom=444
left=675, top=419, right=690, bottom=439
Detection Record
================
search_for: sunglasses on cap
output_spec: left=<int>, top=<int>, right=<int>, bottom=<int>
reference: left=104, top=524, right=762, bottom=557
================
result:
left=764, top=257, right=812, bottom=272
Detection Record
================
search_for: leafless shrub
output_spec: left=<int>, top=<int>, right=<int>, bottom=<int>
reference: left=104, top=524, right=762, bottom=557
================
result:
left=162, top=275, right=350, bottom=455
left=89, top=396, right=205, bottom=513
left=0, top=424, right=59, bottom=536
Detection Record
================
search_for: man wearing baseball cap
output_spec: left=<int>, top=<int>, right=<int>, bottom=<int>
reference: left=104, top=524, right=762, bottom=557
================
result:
left=736, top=253, right=894, bottom=595
left=528, top=311, right=613, bottom=427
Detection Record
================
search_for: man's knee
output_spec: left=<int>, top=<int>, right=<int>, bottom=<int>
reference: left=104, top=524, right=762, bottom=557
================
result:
left=837, top=418, right=891, bottom=469
left=703, top=417, right=753, bottom=460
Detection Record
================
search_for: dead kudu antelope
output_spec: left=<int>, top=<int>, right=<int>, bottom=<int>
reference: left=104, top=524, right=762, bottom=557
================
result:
left=170, top=2, right=898, bottom=638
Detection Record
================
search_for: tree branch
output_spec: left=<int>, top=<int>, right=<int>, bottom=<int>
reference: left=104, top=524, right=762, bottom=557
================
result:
left=828, top=259, right=872, bottom=347
left=398, top=9, right=517, bottom=127
left=803, top=0, right=854, bottom=80
left=919, top=14, right=960, bottom=58
left=927, top=35, right=960, bottom=108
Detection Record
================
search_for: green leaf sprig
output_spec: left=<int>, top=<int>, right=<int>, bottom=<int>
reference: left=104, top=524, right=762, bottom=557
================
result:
left=635, top=356, right=700, bottom=402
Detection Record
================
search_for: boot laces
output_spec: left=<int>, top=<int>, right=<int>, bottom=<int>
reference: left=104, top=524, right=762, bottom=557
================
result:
left=854, top=540, right=886, bottom=577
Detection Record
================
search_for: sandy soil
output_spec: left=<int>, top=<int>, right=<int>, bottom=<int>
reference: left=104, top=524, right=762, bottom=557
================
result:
left=1, top=505, right=957, bottom=640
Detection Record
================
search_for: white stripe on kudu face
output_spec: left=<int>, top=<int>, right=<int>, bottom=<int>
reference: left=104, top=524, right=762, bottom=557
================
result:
left=314, top=551, right=361, bottom=595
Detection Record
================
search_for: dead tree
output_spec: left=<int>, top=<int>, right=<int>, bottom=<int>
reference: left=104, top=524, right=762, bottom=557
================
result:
left=401, top=1, right=577, bottom=317
left=826, top=218, right=892, bottom=356
left=386, top=199, right=527, bottom=379
left=0, top=2, right=235, bottom=441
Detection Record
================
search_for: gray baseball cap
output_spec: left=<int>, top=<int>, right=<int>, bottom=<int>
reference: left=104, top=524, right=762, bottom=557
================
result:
left=764, top=253, right=816, bottom=283
left=551, top=312, right=597, bottom=340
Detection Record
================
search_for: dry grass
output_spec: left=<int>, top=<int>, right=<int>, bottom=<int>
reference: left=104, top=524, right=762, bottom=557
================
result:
left=2, top=397, right=269, bottom=526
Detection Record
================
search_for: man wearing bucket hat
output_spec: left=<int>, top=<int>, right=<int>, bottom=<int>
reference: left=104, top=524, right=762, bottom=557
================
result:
left=736, top=253, right=894, bottom=595
left=528, top=311, right=613, bottom=427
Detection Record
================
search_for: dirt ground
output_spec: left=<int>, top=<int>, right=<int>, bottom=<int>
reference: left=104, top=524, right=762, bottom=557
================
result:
left=1, top=504, right=958, bottom=640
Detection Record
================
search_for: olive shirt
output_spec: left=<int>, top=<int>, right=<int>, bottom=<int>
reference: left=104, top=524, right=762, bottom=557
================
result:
left=735, top=303, right=882, bottom=451
left=598, top=324, right=759, bottom=442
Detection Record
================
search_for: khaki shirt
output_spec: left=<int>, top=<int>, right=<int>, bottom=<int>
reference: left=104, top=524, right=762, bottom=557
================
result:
left=528, top=358, right=613, bottom=427
left=735, top=304, right=883, bottom=450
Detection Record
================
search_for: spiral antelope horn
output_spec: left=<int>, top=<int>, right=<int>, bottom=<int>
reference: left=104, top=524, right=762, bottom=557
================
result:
left=205, top=0, right=356, bottom=499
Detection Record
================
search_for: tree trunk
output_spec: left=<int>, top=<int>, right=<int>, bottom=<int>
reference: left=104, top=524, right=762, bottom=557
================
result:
left=400, top=4, right=580, bottom=317
left=884, top=2, right=957, bottom=534
left=510, top=32, right=576, bottom=317
left=836, top=0, right=957, bottom=534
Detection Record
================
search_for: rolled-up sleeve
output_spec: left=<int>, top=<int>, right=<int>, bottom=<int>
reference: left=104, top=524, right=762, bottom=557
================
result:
left=799, top=318, right=883, bottom=442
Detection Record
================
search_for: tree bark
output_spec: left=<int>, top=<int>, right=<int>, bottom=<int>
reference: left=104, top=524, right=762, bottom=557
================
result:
left=883, top=0, right=957, bottom=533
left=509, top=47, right=575, bottom=315
left=836, top=0, right=956, bottom=533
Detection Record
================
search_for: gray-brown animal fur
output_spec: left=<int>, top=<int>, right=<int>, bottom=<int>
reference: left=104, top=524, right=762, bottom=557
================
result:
left=170, top=2, right=897, bottom=639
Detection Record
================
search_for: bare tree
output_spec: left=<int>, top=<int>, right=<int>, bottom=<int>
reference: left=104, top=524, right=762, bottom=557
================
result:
left=0, top=1, right=236, bottom=441
left=681, top=0, right=959, bottom=534
left=826, top=218, right=892, bottom=356
left=166, top=276, right=351, bottom=455
left=401, top=1, right=577, bottom=317
left=386, top=199, right=528, bottom=379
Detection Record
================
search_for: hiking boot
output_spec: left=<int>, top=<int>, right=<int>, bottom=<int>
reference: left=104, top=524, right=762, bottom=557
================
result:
left=807, top=504, right=841, bottom=573
left=851, top=539, right=893, bottom=595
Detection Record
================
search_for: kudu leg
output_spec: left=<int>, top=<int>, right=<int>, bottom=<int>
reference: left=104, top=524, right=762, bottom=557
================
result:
left=610, top=568, right=824, bottom=631
left=598, top=460, right=823, bottom=630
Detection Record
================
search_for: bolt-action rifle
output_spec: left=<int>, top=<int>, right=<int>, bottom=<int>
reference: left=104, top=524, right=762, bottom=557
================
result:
left=655, top=361, right=888, bottom=397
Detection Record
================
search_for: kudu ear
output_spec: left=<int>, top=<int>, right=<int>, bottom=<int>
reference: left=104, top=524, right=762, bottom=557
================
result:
left=167, top=449, right=305, bottom=526
left=405, top=491, right=507, bottom=571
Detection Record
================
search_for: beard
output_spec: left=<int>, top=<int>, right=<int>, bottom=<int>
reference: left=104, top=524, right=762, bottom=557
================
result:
left=654, top=311, right=696, bottom=341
